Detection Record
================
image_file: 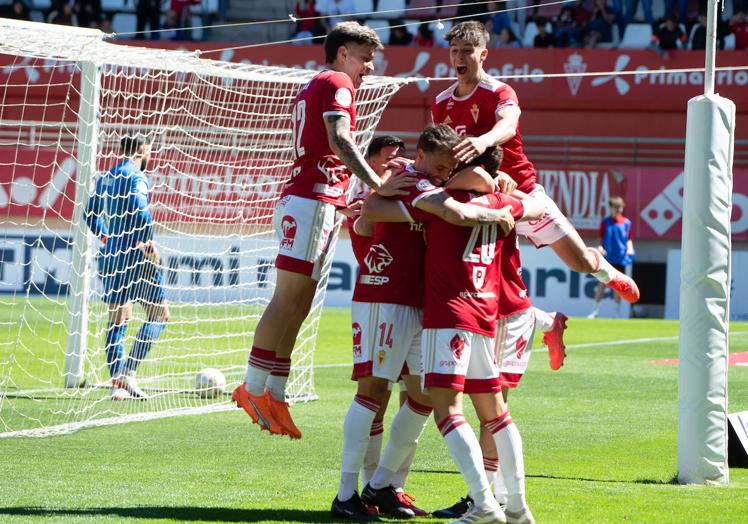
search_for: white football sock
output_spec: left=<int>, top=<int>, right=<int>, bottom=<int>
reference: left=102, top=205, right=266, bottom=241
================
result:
left=361, top=421, right=384, bottom=487
left=371, top=398, right=431, bottom=489
left=439, top=414, right=494, bottom=509
left=265, top=356, right=290, bottom=401
left=487, top=412, right=527, bottom=512
left=494, top=464, right=509, bottom=505
left=589, top=248, right=615, bottom=283
left=533, top=307, right=555, bottom=333
left=338, top=395, right=380, bottom=501
left=244, top=346, right=274, bottom=396
left=391, top=444, right=417, bottom=490
left=483, top=456, right=499, bottom=491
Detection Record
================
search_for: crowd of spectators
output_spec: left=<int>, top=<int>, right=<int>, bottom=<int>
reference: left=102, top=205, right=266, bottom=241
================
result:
left=0, top=0, right=203, bottom=40
left=289, top=0, right=748, bottom=51
left=2, top=0, right=746, bottom=50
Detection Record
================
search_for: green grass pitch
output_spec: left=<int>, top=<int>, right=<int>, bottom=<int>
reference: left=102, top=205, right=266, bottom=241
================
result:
left=0, top=307, right=747, bottom=523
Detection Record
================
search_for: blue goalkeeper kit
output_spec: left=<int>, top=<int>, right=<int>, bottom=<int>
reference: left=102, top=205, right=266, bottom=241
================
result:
left=85, top=159, right=166, bottom=305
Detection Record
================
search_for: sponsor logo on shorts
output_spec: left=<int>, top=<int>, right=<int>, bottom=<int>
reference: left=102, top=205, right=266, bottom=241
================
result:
left=515, top=336, right=527, bottom=360
left=352, top=322, right=362, bottom=357
left=364, top=244, right=393, bottom=274
left=280, top=215, right=297, bottom=249
left=450, top=334, right=465, bottom=360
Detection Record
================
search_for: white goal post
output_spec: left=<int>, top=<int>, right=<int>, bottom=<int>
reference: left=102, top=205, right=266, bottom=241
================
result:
left=0, top=19, right=406, bottom=437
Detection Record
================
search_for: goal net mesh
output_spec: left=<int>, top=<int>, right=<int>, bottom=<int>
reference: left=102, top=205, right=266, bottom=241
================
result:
left=0, top=21, right=404, bottom=437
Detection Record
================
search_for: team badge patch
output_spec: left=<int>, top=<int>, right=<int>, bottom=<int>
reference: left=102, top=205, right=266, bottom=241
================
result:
left=450, top=334, right=465, bottom=359
left=334, top=87, right=352, bottom=108
left=470, top=103, right=479, bottom=124
left=280, top=215, right=297, bottom=249
left=416, top=178, right=436, bottom=192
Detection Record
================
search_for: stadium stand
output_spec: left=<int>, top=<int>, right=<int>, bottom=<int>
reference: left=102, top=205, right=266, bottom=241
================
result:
left=619, top=22, right=653, bottom=49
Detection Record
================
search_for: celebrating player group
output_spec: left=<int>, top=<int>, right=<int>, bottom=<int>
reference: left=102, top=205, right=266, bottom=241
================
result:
left=234, top=20, right=640, bottom=524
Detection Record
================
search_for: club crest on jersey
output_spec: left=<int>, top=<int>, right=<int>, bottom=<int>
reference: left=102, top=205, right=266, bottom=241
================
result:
left=515, top=336, right=528, bottom=360
left=470, top=104, right=479, bottom=124
left=280, top=215, right=297, bottom=249
left=364, top=244, right=393, bottom=274
left=450, top=334, right=465, bottom=359
left=443, top=115, right=453, bottom=125
left=352, top=322, right=362, bottom=357
left=472, top=266, right=486, bottom=289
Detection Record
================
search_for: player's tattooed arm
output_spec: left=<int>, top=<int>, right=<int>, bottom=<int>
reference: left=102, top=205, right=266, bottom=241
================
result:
left=416, top=191, right=515, bottom=232
left=325, top=114, right=414, bottom=197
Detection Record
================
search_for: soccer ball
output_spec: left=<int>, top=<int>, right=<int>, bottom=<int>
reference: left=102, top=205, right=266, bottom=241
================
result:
left=195, top=368, right=226, bottom=399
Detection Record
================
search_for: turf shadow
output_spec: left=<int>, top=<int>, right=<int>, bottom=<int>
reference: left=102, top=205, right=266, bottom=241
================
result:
left=528, top=473, right=679, bottom=485
left=0, top=506, right=356, bottom=522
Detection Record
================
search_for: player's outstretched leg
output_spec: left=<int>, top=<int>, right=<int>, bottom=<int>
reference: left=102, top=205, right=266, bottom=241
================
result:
left=549, top=231, right=640, bottom=304
left=533, top=309, right=568, bottom=371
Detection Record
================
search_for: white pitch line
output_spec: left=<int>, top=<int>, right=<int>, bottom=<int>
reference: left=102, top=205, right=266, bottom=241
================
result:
left=314, top=331, right=748, bottom=368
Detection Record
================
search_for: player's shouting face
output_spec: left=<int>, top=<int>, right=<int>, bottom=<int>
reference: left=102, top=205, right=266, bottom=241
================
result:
left=449, top=38, right=488, bottom=84
left=339, top=43, right=377, bottom=88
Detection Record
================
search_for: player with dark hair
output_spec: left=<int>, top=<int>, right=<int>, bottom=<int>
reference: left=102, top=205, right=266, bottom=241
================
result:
left=333, top=128, right=516, bottom=520
left=233, top=22, right=414, bottom=440
left=85, top=133, right=169, bottom=401
left=361, top=124, right=542, bottom=524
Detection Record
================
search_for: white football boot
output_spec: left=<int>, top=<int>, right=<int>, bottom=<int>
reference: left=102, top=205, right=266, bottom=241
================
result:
left=449, top=501, right=506, bottom=524
left=112, top=371, right=149, bottom=400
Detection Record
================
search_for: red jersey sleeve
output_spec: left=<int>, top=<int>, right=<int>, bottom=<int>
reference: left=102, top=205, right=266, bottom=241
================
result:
left=430, top=100, right=439, bottom=124
left=321, top=72, right=356, bottom=120
left=486, top=192, right=525, bottom=221
left=494, top=83, right=519, bottom=115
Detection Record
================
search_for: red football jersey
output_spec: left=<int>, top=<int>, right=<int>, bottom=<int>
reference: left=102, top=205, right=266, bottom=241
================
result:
left=431, top=76, right=537, bottom=193
left=347, top=189, right=374, bottom=263
left=406, top=188, right=525, bottom=336
left=352, top=196, right=427, bottom=309
left=497, top=230, right=532, bottom=318
left=283, top=70, right=357, bottom=207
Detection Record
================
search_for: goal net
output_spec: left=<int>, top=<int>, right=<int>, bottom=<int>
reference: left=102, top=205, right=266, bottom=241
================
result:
left=0, top=20, right=405, bottom=437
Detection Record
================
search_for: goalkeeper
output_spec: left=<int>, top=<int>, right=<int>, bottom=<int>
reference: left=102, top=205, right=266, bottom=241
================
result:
left=85, top=133, right=169, bottom=401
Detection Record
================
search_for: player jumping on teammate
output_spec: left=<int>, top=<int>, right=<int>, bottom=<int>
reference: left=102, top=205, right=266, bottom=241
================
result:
left=233, top=22, right=413, bottom=439
left=432, top=21, right=640, bottom=368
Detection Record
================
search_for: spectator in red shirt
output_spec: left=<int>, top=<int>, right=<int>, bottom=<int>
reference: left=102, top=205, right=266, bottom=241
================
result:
left=730, top=11, right=748, bottom=50
left=171, top=0, right=200, bottom=40
left=292, top=0, right=324, bottom=43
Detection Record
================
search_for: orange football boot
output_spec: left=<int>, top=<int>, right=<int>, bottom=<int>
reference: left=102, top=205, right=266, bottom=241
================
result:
left=232, top=383, right=284, bottom=436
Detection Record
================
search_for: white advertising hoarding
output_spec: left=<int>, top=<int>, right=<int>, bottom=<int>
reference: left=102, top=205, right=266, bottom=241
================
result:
left=665, top=249, right=748, bottom=322
left=1, top=228, right=631, bottom=318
